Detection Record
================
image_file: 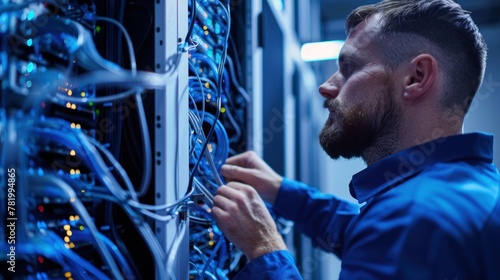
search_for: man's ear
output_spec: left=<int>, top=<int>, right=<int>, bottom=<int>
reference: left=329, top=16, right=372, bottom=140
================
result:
left=403, top=54, right=439, bottom=101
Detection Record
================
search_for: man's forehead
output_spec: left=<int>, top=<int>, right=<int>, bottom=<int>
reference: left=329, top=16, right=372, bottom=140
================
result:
left=341, top=13, right=384, bottom=59
left=347, top=13, right=384, bottom=40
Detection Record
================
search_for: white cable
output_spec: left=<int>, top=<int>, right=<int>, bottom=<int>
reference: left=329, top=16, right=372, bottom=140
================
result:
left=139, top=209, right=177, bottom=222
left=134, top=94, right=153, bottom=197
left=95, top=16, right=137, bottom=77
left=188, top=61, right=207, bottom=124
left=166, top=221, right=187, bottom=280
left=127, top=199, right=185, bottom=212
left=194, top=177, right=215, bottom=203
left=90, top=138, right=139, bottom=201
left=94, top=16, right=151, bottom=198
left=68, top=68, right=178, bottom=89
left=189, top=110, right=225, bottom=187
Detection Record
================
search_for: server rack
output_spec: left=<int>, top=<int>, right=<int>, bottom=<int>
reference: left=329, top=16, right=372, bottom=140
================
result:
left=0, top=0, right=322, bottom=279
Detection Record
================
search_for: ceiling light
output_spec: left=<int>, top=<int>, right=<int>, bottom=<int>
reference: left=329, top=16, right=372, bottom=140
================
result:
left=301, top=40, right=345, bottom=62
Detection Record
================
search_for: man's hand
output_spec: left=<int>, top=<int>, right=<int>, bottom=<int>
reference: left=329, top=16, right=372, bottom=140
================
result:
left=212, top=182, right=287, bottom=261
left=220, top=151, right=283, bottom=204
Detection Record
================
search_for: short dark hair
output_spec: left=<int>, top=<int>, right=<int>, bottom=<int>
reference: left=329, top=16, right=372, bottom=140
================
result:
left=346, top=0, right=487, bottom=114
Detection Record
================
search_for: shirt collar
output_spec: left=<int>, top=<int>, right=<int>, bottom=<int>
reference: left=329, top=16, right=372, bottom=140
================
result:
left=349, top=133, right=494, bottom=204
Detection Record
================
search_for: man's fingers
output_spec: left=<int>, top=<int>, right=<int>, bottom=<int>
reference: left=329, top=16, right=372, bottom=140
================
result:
left=225, top=181, right=252, bottom=191
left=220, top=164, right=258, bottom=184
left=211, top=206, right=232, bottom=225
left=215, top=184, right=243, bottom=204
left=212, top=184, right=250, bottom=227
left=224, top=150, right=257, bottom=166
left=217, top=182, right=251, bottom=199
left=213, top=192, right=235, bottom=211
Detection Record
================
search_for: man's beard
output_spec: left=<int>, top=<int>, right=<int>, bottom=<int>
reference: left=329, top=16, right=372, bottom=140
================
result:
left=319, top=87, right=400, bottom=161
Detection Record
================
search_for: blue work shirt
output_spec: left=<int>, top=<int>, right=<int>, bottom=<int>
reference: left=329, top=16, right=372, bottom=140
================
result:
left=234, top=133, right=500, bottom=279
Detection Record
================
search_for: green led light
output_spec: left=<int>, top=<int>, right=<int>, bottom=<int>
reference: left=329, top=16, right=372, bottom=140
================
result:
left=88, top=102, right=94, bottom=107
left=96, top=26, right=101, bottom=33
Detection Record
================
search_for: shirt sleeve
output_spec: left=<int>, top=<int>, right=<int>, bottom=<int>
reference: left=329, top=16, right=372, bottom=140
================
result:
left=233, top=250, right=302, bottom=280
left=272, top=178, right=360, bottom=257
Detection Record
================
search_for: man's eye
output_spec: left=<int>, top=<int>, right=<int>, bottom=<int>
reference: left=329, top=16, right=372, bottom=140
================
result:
left=341, top=63, right=354, bottom=77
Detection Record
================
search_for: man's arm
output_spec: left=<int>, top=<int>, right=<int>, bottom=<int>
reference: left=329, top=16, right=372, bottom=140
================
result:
left=213, top=151, right=361, bottom=279
left=233, top=250, right=302, bottom=280
left=273, top=178, right=360, bottom=257
left=220, top=151, right=360, bottom=257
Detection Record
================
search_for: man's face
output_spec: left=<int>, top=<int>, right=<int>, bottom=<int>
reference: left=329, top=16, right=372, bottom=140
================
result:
left=318, top=14, right=402, bottom=161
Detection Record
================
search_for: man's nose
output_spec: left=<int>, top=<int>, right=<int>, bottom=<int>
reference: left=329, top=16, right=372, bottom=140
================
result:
left=318, top=73, right=340, bottom=99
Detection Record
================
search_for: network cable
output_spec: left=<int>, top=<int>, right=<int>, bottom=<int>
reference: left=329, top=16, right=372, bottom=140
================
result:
left=1, top=0, right=253, bottom=278
left=0, top=1, right=186, bottom=279
left=29, top=175, right=123, bottom=280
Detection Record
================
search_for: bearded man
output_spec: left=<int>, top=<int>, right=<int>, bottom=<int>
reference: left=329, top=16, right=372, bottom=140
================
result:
left=211, top=0, right=500, bottom=279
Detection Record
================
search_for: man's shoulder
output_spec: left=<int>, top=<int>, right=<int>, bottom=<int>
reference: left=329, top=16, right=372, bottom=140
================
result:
left=406, top=159, right=498, bottom=205
left=368, top=160, right=499, bottom=232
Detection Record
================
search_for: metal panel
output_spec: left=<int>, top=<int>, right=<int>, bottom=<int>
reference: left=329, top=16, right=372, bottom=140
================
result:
left=154, top=0, right=189, bottom=279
